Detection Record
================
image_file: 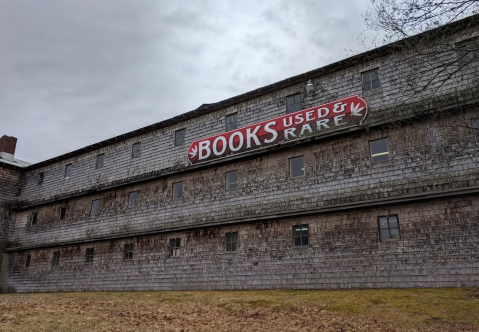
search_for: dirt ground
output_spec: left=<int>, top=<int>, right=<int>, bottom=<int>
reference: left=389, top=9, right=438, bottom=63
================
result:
left=0, top=288, right=478, bottom=331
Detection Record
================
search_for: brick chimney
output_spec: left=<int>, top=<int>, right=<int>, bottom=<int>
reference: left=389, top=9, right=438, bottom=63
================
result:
left=0, top=135, right=17, bottom=161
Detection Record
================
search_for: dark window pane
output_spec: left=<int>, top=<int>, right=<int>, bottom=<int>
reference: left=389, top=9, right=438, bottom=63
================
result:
left=173, top=182, right=183, bottom=199
left=388, top=216, right=398, bottom=228
left=287, top=96, right=295, bottom=105
left=59, top=207, right=66, bottom=220
left=31, top=212, right=38, bottom=225
left=379, top=217, right=389, bottom=228
left=390, top=228, right=400, bottom=239
left=294, top=237, right=301, bottom=246
left=65, top=164, right=72, bottom=178
left=294, top=227, right=301, bottom=237
left=38, top=173, right=44, bottom=185
left=129, top=192, right=138, bottom=207
left=170, top=239, right=176, bottom=247
left=226, top=114, right=238, bottom=131
left=175, top=129, right=185, bottom=146
left=362, top=73, right=372, bottom=83
left=372, top=78, right=381, bottom=89
left=232, top=232, right=238, bottom=242
left=290, top=156, right=305, bottom=178
left=370, top=70, right=379, bottom=81
left=362, top=81, right=372, bottom=91
left=132, top=143, right=141, bottom=158
left=370, top=139, right=388, bottom=154
left=380, top=229, right=390, bottom=240
left=294, top=94, right=301, bottom=104
left=91, top=200, right=100, bottom=215
left=232, top=242, right=237, bottom=251
left=301, top=226, right=308, bottom=236
left=25, top=255, right=31, bottom=268
left=227, top=171, right=238, bottom=190
left=372, top=154, right=390, bottom=163
left=226, top=243, right=232, bottom=252
left=302, top=236, right=309, bottom=246
left=473, top=120, right=479, bottom=143
left=96, top=154, right=105, bottom=169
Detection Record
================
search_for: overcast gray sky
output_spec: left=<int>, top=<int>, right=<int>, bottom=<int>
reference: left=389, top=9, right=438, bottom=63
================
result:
left=0, top=0, right=374, bottom=163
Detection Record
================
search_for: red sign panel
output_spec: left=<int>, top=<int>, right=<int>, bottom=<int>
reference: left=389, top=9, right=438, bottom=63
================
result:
left=187, top=95, right=368, bottom=164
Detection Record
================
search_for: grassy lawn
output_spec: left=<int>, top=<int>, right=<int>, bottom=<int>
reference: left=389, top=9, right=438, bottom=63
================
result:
left=0, top=288, right=478, bottom=331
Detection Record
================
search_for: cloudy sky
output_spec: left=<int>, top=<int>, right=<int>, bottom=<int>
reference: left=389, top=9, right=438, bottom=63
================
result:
left=0, top=0, right=375, bottom=163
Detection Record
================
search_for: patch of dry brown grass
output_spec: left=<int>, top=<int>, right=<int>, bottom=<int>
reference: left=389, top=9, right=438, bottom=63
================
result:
left=0, top=288, right=478, bottom=331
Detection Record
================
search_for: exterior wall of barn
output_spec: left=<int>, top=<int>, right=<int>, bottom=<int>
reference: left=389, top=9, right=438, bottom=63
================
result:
left=0, top=165, right=22, bottom=291
left=5, top=195, right=479, bottom=292
left=2, top=19, right=479, bottom=292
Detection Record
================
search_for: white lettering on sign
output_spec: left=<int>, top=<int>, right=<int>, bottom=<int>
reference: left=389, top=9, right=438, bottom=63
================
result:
left=187, top=95, right=368, bottom=164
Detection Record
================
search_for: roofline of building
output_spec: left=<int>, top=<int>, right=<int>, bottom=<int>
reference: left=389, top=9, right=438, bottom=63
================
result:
left=23, top=14, right=479, bottom=172
left=6, top=186, right=479, bottom=252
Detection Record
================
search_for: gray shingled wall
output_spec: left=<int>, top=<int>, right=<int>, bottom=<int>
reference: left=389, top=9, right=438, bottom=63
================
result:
left=5, top=195, right=479, bottom=292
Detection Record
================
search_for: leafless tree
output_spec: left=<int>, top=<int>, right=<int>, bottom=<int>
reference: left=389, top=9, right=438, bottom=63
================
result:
left=360, top=1, right=479, bottom=163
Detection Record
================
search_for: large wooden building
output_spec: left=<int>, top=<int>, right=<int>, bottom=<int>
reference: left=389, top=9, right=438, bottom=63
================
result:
left=1, top=17, right=479, bottom=292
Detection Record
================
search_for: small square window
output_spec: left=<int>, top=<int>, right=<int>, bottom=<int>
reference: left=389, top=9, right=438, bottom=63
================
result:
left=64, top=164, right=72, bottom=178
left=25, top=255, right=31, bottom=268
left=96, top=154, right=105, bottom=169
left=472, top=120, right=479, bottom=144
left=91, top=199, right=100, bottom=215
left=37, top=172, right=44, bottom=185
left=225, top=232, right=238, bottom=252
left=362, top=69, right=381, bottom=91
left=85, top=248, right=94, bottom=262
left=52, top=251, right=60, bottom=266
left=378, top=215, right=400, bottom=241
left=226, top=171, right=238, bottom=190
left=31, top=212, right=38, bottom=225
left=456, top=39, right=478, bottom=66
left=293, top=225, right=309, bottom=246
left=173, top=182, right=183, bottom=200
left=170, top=238, right=181, bottom=257
left=124, top=244, right=133, bottom=260
left=59, top=207, right=66, bottom=221
left=226, top=113, right=238, bottom=131
left=290, top=156, right=305, bottom=178
left=370, top=138, right=390, bottom=163
left=132, top=143, right=141, bottom=158
left=128, top=192, right=138, bottom=208
left=286, top=94, right=302, bottom=114
left=175, top=129, right=186, bottom=146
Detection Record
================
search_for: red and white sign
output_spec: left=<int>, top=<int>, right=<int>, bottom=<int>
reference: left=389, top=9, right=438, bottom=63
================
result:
left=187, top=95, right=368, bottom=164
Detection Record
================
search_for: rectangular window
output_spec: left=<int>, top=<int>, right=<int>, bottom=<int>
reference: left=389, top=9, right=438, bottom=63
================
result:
left=362, top=69, right=381, bottom=91
left=289, top=156, right=305, bottom=178
left=370, top=138, right=390, bottom=163
left=38, top=172, right=44, bottom=185
left=225, top=232, right=238, bottom=252
left=25, top=255, right=31, bottom=268
left=226, top=170, right=238, bottom=190
left=173, top=182, right=183, bottom=200
left=132, top=143, right=141, bottom=158
left=31, top=212, right=38, bottom=225
left=91, top=199, right=100, bottom=215
left=286, top=93, right=302, bottom=113
left=64, top=164, right=72, bottom=178
left=378, top=215, right=400, bottom=241
left=472, top=120, right=479, bottom=144
left=124, top=244, right=133, bottom=260
left=226, top=113, right=238, bottom=131
left=456, top=39, right=478, bottom=66
left=128, top=191, right=138, bottom=208
left=170, top=238, right=181, bottom=257
left=52, top=251, right=60, bottom=266
left=85, top=248, right=94, bottom=262
left=293, top=225, right=309, bottom=246
left=175, top=129, right=186, bottom=146
left=96, top=154, right=105, bottom=169
left=59, top=207, right=66, bottom=221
